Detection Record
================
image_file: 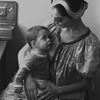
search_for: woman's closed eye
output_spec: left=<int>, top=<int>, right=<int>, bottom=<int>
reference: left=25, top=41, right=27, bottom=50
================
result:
left=58, top=19, right=63, bottom=22
left=54, top=18, right=63, bottom=23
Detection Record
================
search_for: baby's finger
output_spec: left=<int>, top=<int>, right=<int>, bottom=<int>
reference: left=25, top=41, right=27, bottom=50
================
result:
left=15, top=89, right=19, bottom=93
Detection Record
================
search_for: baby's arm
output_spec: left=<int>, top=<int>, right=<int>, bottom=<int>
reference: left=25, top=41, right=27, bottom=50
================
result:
left=15, top=50, right=36, bottom=93
left=14, top=67, right=30, bottom=93
left=15, top=67, right=30, bottom=84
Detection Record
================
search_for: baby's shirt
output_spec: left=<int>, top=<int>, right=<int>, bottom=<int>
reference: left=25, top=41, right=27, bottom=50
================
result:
left=15, top=50, right=49, bottom=85
left=25, top=50, right=49, bottom=80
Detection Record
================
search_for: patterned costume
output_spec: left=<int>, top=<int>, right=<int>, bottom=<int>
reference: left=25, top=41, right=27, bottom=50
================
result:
left=46, top=20, right=100, bottom=100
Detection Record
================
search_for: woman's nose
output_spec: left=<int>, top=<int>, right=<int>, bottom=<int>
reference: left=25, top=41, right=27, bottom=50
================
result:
left=54, top=18, right=59, bottom=25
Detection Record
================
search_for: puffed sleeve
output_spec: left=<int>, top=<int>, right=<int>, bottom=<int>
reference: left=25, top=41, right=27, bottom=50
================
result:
left=76, top=33, right=100, bottom=78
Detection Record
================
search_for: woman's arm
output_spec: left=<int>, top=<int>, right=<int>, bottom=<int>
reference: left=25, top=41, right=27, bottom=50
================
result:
left=37, top=78, right=91, bottom=100
left=58, top=78, right=90, bottom=95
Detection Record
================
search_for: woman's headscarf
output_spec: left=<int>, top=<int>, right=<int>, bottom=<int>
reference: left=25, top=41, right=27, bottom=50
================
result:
left=51, top=0, right=88, bottom=19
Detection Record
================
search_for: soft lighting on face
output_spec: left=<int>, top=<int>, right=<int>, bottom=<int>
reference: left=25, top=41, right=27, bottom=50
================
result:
left=51, top=7, right=63, bottom=18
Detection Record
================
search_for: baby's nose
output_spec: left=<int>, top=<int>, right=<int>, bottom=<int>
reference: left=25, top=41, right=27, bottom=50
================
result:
left=47, top=38, right=51, bottom=43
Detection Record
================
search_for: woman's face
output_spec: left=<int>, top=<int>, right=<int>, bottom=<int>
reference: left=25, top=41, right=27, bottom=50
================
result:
left=54, top=16, right=72, bottom=28
left=51, top=7, right=74, bottom=28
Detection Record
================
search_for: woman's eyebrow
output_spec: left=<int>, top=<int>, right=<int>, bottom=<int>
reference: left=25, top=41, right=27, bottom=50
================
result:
left=54, top=17, right=63, bottom=21
left=51, top=13, right=63, bottom=19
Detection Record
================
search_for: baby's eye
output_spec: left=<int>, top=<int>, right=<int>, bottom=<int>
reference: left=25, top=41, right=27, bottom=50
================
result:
left=48, top=36, right=51, bottom=40
left=58, top=19, right=63, bottom=22
left=42, top=37, right=46, bottom=40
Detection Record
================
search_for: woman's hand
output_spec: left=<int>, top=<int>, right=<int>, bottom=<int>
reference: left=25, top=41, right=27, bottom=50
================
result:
left=37, top=81, right=59, bottom=100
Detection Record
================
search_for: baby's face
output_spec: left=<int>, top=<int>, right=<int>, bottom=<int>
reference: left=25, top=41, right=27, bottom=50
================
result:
left=36, top=29, right=51, bottom=51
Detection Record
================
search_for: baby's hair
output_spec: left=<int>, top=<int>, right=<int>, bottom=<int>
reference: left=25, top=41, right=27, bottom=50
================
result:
left=26, top=25, right=49, bottom=47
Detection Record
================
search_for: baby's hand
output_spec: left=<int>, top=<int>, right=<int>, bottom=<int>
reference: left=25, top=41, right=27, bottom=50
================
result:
left=14, top=84, right=23, bottom=94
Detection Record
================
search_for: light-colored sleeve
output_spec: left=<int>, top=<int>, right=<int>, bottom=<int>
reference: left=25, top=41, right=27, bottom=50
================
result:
left=18, top=43, right=30, bottom=68
left=76, top=33, right=100, bottom=78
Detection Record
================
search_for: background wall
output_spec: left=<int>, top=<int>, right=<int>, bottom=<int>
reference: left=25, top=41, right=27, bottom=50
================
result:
left=2, top=0, right=100, bottom=39
left=0, top=0, right=100, bottom=100
left=82, top=0, right=100, bottom=39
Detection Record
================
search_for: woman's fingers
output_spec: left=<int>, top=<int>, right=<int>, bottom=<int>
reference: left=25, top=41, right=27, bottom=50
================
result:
left=38, top=92, right=51, bottom=100
left=27, top=90, right=35, bottom=100
left=29, top=91, right=34, bottom=100
left=45, top=95, right=52, bottom=100
left=37, top=88, right=48, bottom=98
left=37, top=88, right=51, bottom=100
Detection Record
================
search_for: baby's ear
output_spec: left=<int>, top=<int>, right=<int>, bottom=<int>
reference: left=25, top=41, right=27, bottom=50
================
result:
left=31, top=40, right=35, bottom=47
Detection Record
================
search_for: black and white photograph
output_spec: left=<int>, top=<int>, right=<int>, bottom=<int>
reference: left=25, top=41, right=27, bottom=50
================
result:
left=0, top=0, right=100, bottom=100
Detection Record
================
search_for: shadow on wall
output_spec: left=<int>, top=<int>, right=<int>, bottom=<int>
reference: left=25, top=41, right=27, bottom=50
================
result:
left=0, top=24, right=28, bottom=92
left=83, top=1, right=100, bottom=100
left=88, top=68, right=100, bottom=100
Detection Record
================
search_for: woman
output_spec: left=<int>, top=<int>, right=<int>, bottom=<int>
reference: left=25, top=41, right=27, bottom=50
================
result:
left=18, top=0, right=100, bottom=100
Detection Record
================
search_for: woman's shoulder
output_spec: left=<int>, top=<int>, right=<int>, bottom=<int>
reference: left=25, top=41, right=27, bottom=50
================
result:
left=85, top=31, right=100, bottom=47
left=75, top=31, right=100, bottom=79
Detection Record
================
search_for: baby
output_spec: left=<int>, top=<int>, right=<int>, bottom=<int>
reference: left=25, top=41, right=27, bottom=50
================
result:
left=14, top=25, right=51, bottom=100
left=0, top=25, right=51, bottom=100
